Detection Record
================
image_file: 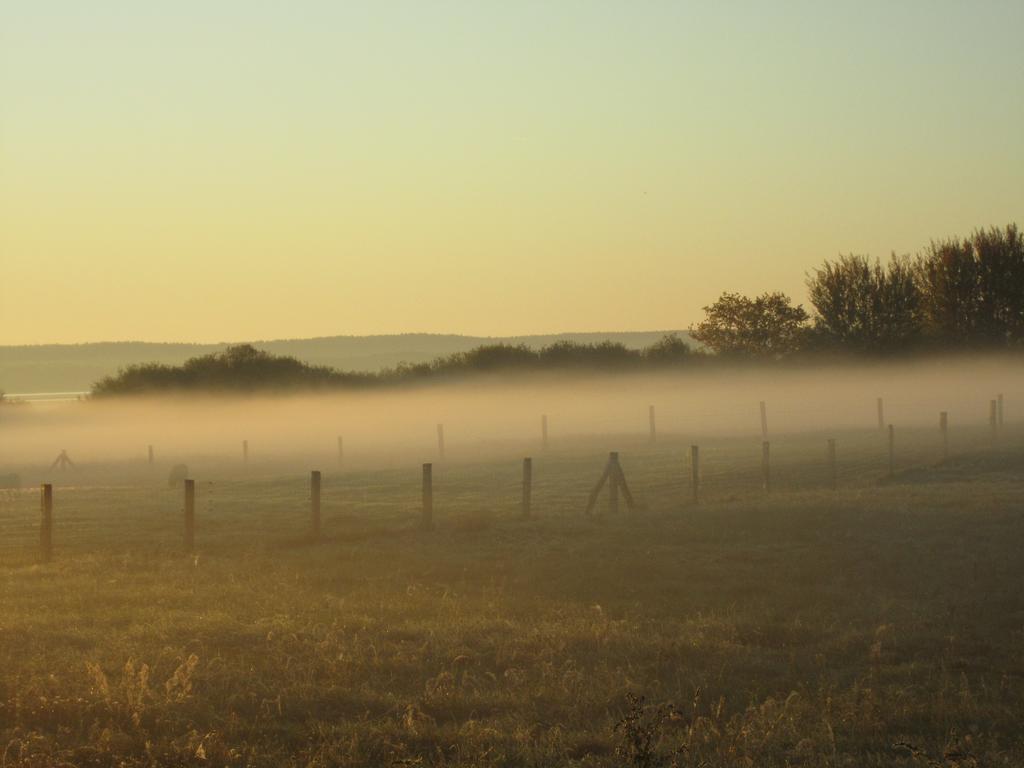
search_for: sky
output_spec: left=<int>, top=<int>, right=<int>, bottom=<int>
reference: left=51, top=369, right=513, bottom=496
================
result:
left=2, top=1, right=1022, bottom=345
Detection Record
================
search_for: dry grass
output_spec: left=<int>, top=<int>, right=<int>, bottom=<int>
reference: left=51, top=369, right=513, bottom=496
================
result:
left=0, top=425, right=1022, bottom=766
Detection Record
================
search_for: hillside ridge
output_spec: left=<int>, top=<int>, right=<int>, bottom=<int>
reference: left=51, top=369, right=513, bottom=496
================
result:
left=1, top=331, right=690, bottom=393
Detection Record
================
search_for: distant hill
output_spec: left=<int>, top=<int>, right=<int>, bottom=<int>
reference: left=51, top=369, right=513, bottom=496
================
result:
left=0, top=331, right=690, bottom=394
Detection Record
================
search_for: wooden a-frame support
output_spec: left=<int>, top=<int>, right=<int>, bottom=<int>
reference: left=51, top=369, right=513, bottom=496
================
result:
left=50, top=450, right=75, bottom=470
left=584, top=451, right=636, bottom=515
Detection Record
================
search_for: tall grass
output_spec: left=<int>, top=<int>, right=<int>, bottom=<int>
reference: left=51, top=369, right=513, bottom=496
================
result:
left=0, top=428, right=1021, bottom=765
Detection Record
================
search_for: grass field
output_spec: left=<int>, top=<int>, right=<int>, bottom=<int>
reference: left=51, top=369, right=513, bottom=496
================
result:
left=1, top=423, right=1023, bottom=766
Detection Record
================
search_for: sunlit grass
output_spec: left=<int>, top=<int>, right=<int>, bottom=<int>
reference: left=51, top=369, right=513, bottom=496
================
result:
left=0, top=426, right=1022, bottom=765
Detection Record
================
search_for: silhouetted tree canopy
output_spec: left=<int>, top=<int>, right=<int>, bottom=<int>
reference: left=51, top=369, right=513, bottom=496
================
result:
left=91, top=337, right=699, bottom=396
left=916, top=237, right=980, bottom=345
left=691, top=292, right=809, bottom=358
left=642, top=333, right=693, bottom=362
left=93, top=345, right=374, bottom=395
left=917, top=225, right=1024, bottom=347
left=88, top=222, right=1023, bottom=397
left=806, top=255, right=921, bottom=353
left=803, top=229, right=1024, bottom=354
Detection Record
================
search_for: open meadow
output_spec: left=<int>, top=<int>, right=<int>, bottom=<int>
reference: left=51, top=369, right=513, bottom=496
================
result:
left=1, top=387, right=1023, bottom=766
left=7, top=1, right=1024, bottom=763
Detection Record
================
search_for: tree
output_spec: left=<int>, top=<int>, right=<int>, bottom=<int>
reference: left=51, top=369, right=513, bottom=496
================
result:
left=691, top=292, right=809, bottom=358
left=806, top=254, right=921, bottom=353
left=916, top=237, right=980, bottom=345
left=537, top=340, right=639, bottom=368
left=642, top=333, right=694, bottom=363
left=433, top=344, right=538, bottom=373
left=916, top=225, right=1024, bottom=347
left=92, top=344, right=364, bottom=395
left=971, top=224, right=1024, bottom=344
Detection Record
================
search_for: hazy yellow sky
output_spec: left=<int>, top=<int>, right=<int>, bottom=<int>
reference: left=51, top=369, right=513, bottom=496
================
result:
left=2, top=2, right=1022, bottom=345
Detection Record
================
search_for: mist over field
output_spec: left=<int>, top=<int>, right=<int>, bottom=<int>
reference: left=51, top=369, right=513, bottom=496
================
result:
left=4, top=356, right=1016, bottom=473
left=4, top=355, right=1024, bottom=765
left=5, top=1, right=1024, bottom=763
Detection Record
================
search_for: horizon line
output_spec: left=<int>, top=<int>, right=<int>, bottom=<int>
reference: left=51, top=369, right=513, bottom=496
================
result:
left=0, top=328, right=694, bottom=350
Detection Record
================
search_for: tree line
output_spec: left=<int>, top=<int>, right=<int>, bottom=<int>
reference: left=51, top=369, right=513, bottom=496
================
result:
left=692, top=223, right=1023, bottom=357
left=90, top=223, right=1021, bottom=395
left=90, top=336, right=697, bottom=395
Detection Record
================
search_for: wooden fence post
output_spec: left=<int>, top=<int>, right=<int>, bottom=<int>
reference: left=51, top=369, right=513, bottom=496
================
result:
left=648, top=405, right=656, bottom=443
left=887, top=424, right=895, bottom=477
left=877, top=398, right=884, bottom=431
left=760, top=401, right=768, bottom=440
left=616, top=454, right=636, bottom=513
left=421, top=463, right=433, bottom=530
left=242, top=440, right=249, bottom=465
left=827, top=439, right=837, bottom=490
left=522, top=458, right=532, bottom=518
left=541, top=414, right=548, bottom=450
left=184, top=478, right=195, bottom=553
left=608, top=452, right=620, bottom=514
left=436, top=424, right=445, bottom=460
left=939, top=411, right=948, bottom=461
left=311, top=470, right=322, bottom=537
left=585, top=457, right=613, bottom=516
left=990, top=399, right=998, bottom=442
left=337, top=436, right=343, bottom=467
left=40, top=484, right=53, bottom=563
left=997, top=393, right=1004, bottom=428
left=148, top=445, right=154, bottom=465
left=761, top=441, right=771, bottom=492
left=690, top=445, right=700, bottom=505
left=585, top=452, right=635, bottom=515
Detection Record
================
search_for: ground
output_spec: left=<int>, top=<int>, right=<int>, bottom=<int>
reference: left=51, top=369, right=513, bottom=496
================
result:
left=0, top=425, right=1022, bottom=766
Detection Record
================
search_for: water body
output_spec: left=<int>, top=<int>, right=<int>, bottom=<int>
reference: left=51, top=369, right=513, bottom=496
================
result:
left=4, top=392, right=88, bottom=403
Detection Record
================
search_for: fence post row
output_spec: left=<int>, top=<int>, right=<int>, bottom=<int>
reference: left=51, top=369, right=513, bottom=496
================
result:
left=40, top=483, right=53, bottom=563
left=877, top=398, right=884, bottom=431
left=648, top=405, right=656, bottom=443
left=34, top=395, right=1014, bottom=552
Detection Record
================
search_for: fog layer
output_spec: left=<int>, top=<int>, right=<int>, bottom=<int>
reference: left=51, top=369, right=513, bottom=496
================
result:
left=2, top=357, right=1017, bottom=471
